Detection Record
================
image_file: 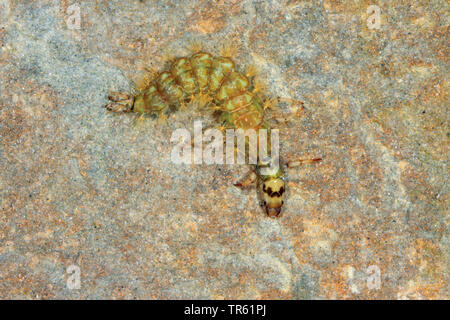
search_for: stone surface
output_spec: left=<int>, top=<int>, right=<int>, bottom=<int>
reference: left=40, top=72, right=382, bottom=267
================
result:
left=0, top=0, right=448, bottom=299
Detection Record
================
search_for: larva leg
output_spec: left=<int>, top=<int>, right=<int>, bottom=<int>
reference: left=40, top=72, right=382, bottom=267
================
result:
left=234, top=169, right=257, bottom=189
left=267, top=97, right=305, bottom=123
left=286, top=157, right=322, bottom=168
left=105, top=92, right=134, bottom=113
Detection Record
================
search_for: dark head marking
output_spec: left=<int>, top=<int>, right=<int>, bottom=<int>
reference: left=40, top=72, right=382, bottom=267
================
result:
left=263, top=185, right=285, bottom=198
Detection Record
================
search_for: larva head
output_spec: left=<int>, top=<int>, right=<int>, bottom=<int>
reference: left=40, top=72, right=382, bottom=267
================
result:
left=261, top=177, right=285, bottom=218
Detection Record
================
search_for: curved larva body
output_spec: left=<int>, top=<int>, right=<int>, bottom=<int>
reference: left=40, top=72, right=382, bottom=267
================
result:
left=105, top=51, right=285, bottom=217
left=133, top=52, right=265, bottom=131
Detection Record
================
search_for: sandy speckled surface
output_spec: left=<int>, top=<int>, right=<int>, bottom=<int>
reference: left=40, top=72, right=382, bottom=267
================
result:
left=0, top=0, right=448, bottom=299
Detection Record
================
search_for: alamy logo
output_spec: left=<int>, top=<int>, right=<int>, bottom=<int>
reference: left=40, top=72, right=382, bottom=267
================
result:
left=367, top=5, right=381, bottom=30
left=170, top=121, right=279, bottom=174
left=66, top=265, right=81, bottom=290
left=66, top=4, right=81, bottom=30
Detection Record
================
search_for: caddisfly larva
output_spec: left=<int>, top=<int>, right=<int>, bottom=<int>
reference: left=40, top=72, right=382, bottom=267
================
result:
left=105, top=48, right=321, bottom=217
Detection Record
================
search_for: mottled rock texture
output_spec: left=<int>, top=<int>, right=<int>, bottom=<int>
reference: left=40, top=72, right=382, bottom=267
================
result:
left=0, top=0, right=448, bottom=299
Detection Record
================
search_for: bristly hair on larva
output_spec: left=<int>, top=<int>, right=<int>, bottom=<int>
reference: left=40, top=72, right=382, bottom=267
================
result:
left=104, top=45, right=322, bottom=217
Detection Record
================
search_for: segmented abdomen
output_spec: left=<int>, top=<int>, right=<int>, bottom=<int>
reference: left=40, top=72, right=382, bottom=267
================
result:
left=132, top=52, right=264, bottom=130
